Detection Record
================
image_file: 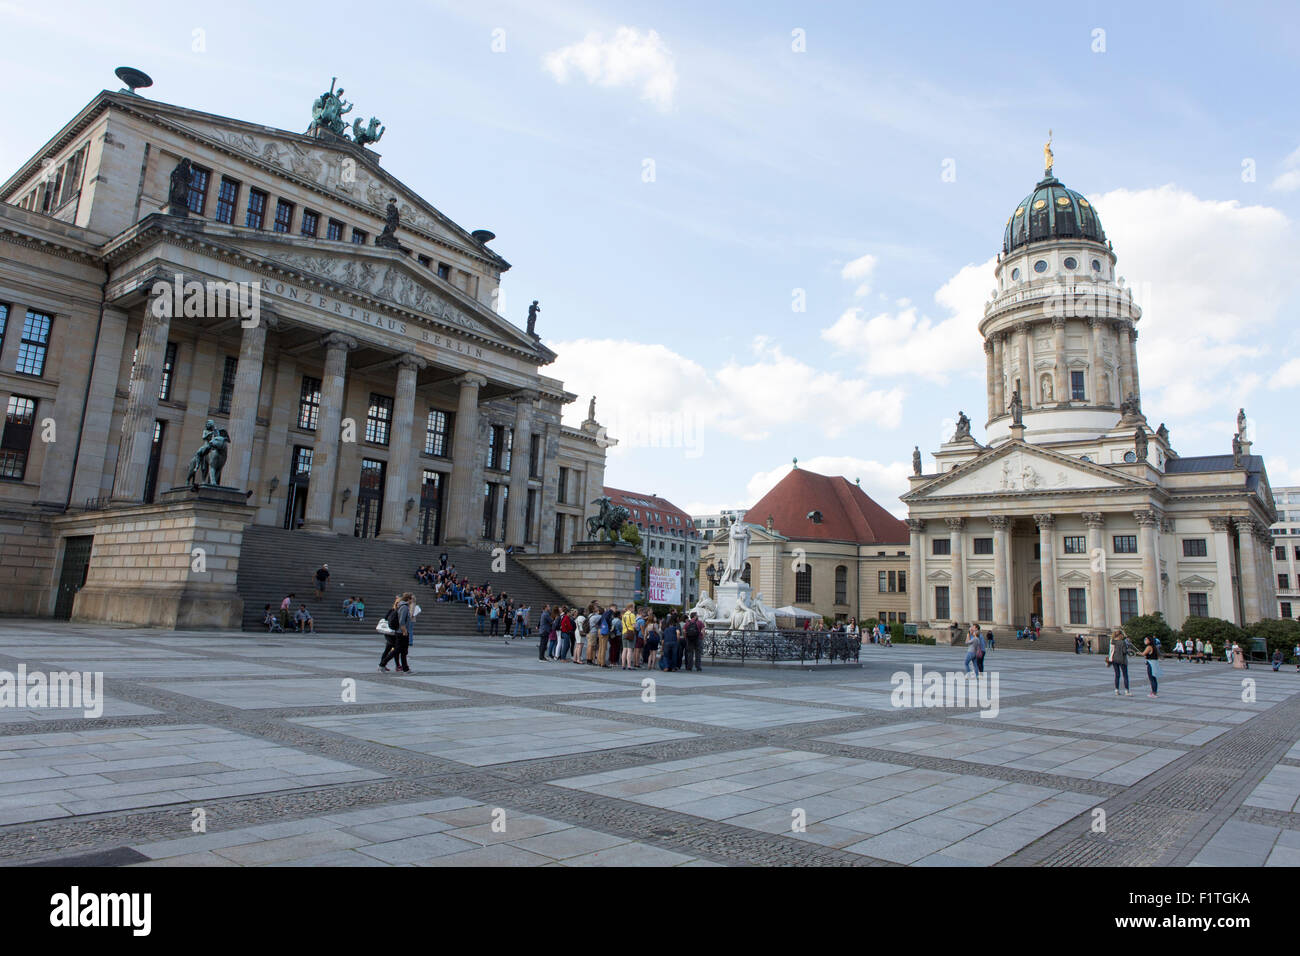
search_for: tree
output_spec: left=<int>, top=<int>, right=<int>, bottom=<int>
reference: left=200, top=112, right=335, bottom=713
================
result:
left=1120, top=612, right=1172, bottom=645
left=1179, top=616, right=1244, bottom=649
left=1245, top=618, right=1300, bottom=658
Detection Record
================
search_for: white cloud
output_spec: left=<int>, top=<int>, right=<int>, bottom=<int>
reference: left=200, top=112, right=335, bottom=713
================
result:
left=1272, top=357, right=1300, bottom=385
left=1271, top=146, right=1300, bottom=192
left=542, top=27, right=677, bottom=111
left=744, top=456, right=911, bottom=519
left=546, top=336, right=905, bottom=459
left=840, top=252, right=877, bottom=296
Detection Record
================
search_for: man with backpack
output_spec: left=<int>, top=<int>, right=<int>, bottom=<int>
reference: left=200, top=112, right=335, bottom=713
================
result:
left=683, top=612, right=704, bottom=672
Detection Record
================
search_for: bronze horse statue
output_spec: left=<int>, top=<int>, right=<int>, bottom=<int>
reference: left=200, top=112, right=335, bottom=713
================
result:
left=586, top=496, right=630, bottom=543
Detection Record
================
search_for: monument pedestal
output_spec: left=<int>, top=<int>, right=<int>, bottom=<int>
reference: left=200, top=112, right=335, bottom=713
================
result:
left=713, top=582, right=751, bottom=622
left=516, top=540, right=641, bottom=609
left=51, top=485, right=256, bottom=629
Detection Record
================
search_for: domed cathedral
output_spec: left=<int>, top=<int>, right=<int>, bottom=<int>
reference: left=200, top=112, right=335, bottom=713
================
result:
left=902, top=144, right=1278, bottom=642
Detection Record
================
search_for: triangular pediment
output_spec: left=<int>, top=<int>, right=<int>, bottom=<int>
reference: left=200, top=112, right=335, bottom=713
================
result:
left=1178, top=574, right=1217, bottom=589
left=905, top=441, right=1151, bottom=501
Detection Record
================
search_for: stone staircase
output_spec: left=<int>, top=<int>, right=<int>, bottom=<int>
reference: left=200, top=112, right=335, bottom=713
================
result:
left=235, top=526, right=570, bottom=636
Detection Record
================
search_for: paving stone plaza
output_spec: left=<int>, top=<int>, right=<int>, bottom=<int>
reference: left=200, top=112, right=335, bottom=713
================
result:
left=1, top=621, right=1298, bottom=867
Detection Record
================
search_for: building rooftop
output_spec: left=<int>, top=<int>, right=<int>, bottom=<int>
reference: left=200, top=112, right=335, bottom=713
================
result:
left=744, top=468, right=908, bottom=545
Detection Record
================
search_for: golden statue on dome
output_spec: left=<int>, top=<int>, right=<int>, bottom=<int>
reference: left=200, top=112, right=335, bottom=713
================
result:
left=1044, top=129, right=1054, bottom=175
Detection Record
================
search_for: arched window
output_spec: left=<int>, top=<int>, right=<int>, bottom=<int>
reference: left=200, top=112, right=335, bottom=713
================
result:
left=796, top=565, right=812, bottom=603
left=835, top=565, right=847, bottom=605
left=742, top=562, right=751, bottom=584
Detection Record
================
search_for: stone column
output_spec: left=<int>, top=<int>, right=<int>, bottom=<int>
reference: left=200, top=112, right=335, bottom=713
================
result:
left=112, top=295, right=172, bottom=503
left=444, top=372, right=487, bottom=545
left=301, top=333, right=357, bottom=533
left=70, top=305, right=130, bottom=505
left=1017, top=322, right=1033, bottom=410
left=1128, top=327, right=1142, bottom=408
left=1052, top=317, right=1067, bottom=404
left=507, top=390, right=538, bottom=547
left=1116, top=322, right=1134, bottom=403
left=1209, top=516, right=1238, bottom=623
left=946, top=517, right=965, bottom=623
left=379, top=354, right=426, bottom=540
left=992, top=332, right=1006, bottom=415
left=1083, top=512, right=1107, bottom=630
left=1135, top=510, right=1161, bottom=617
left=907, top=518, right=925, bottom=622
left=1089, top=318, right=1106, bottom=405
left=226, top=314, right=276, bottom=490
left=1035, top=513, right=1057, bottom=627
left=1003, top=518, right=1017, bottom=623
left=991, top=515, right=1010, bottom=625
left=984, top=339, right=996, bottom=422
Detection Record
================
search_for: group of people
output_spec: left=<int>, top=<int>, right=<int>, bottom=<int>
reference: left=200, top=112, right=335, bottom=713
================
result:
left=341, top=596, right=366, bottom=620
left=530, top=604, right=708, bottom=672
left=1105, top=628, right=1164, bottom=697
left=377, top=592, right=420, bottom=673
left=263, top=594, right=314, bottom=633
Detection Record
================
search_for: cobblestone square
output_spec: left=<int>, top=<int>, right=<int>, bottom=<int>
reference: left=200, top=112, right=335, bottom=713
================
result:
left=1, top=623, right=1298, bottom=866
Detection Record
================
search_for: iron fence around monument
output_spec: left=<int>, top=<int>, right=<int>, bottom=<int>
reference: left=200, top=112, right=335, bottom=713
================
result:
left=702, top=627, right=861, bottom=665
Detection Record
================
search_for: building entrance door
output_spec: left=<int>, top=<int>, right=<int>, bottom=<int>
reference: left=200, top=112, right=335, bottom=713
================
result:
left=1031, top=581, right=1043, bottom=622
left=419, top=470, right=442, bottom=546
left=54, top=535, right=94, bottom=620
left=283, top=446, right=312, bottom=530
left=354, top=458, right=385, bottom=539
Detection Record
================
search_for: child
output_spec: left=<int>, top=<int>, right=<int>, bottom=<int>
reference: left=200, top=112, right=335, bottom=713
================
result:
left=263, top=603, right=283, bottom=632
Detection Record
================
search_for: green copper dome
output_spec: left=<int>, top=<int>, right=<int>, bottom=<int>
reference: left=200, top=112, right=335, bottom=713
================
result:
left=1003, top=175, right=1105, bottom=254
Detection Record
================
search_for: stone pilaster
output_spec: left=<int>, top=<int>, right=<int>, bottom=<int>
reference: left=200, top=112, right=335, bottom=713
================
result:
left=1052, top=317, right=1067, bottom=404
left=70, top=305, right=129, bottom=505
left=226, top=314, right=276, bottom=490
left=301, top=333, right=357, bottom=533
left=906, top=518, right=925, bottom=622
left=984, top=339, right=996, bottom=422
left=992, top=332, right=1006, bottom=415
left=1116, top=322, right=1134, bottom=404
left=1129, top=326, right=1142, bottom=409
left=443, top=372, right=487, bottom=545
left=1017, top=322, right=1033, bottom=410
left=1035, top=513, right=1057, bottom=627
left=1135, top=510, right=1161, bottom=618
left=112, top=296, right=171, bottom=503
left=1209, top=515, right=1238, bottom=623
left=1083, top=511, right=1107, bottom=630
left=1088, top=317, right=1106, bottom=405
left=379, top=353, right=426, bottom=540
left=946, top=517, right=965, bottom=623
left=507, top=390, right=538, bottom=547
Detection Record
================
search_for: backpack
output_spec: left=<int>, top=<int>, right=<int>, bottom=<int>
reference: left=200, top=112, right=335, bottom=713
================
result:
left=600, top=619, right=610, bottom=635
left=685, top=620, right=700, bottom=639
left=385, top=607, right=403, bottom=633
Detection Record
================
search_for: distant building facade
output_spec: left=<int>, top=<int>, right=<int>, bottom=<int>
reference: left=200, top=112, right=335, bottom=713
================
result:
left=603, top=486, right=699, bottom=606
left=1270, top=487, right=1300, bottom=619
left=691, top=509, right=746, bottom=541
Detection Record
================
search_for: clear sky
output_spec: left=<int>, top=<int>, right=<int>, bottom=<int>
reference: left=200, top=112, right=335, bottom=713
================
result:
left=5, top=0, right=1298, bottom=516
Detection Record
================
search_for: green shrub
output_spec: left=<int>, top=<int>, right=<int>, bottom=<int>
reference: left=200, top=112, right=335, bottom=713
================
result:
left=889, top=621, right=904, bottom=642
left=862, top=618, right=879, bottom=630
left=1245, top=618, right=1300, bottom=658
left=1120, top=612, right=1173, bottom=645
left=1179, top=616, right=1244, bottom=648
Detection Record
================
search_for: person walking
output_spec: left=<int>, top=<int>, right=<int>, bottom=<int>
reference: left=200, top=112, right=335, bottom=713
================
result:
left=1142, top=635, right=1161, bottom=697
left=313, top=564, right=330, bottom=600
left=963, top=624, right=981, bottom=676
left=683, top=612, right=704, bottom=671
left=1108, top=627, right=1136, bottom=696
left=379, top=594, right=413, bottom=673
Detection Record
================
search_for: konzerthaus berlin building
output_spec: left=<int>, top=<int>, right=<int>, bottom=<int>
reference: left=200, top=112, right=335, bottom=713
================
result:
left=0, top=79, right=609, bottom=621
left=902, top=158, right=1278, bottom=635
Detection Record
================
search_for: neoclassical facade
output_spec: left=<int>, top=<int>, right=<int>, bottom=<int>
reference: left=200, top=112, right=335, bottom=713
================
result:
left=0, top=83, right=608, bottom=616
left=903, top=162, right=1277, bottom=634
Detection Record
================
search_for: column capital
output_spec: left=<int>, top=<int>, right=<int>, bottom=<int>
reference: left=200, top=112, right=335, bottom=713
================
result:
left=395, top=352, right=427, bottom=373
left=1081, top=512, right=1105, bottom=528
left=984, top=338, right=994, bottom=354
left=322, top=332, right=359, bottom=352
left=1051, top=316, right=1067, bottom=330
left=455, top=372, right=488, bottom=389
left=1208, top=515, right=1233, bottom=532
left=1133, top=509, right=1160, bottom=527
left=1015, top=321, right=1032, bottom=335
left=906, top=518, right=927, bottom=533
left=1113, top=319, right=1132, bottom=336
left=989, top=515, right=1011, bottom=529
left=511, top=387, right=541, bottom=404
left=992, top=330, right=1008, bottom=344
left=1130, top=327, right=1139, bottom=342
left=944, top=517, right=966, bottom=531
left=1088, top=316, right=1108, bottom=330
left=1033, top=512, right=1055, bottom=529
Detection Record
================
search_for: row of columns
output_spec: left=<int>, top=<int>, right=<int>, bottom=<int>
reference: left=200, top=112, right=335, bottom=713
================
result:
left=108, top=294, right=543, bottom=547
left=984, top=318, right=1140, bottom=421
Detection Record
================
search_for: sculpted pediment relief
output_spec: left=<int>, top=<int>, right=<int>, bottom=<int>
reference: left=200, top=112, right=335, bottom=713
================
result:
left=909, top=444, right=1144, bottom=500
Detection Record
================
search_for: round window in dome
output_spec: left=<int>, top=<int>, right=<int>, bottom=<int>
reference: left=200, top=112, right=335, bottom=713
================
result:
left=1091, top=259, right=1102, bottom=272
left=1123, top=451, right=1137, bottom=463
left=1010, top=268, right=1020, bottom=281
left=1063, top=256, right=1077, bottom=270
left=1079, top=455, right=1092, bottom=463
left=1033, top=199, right=1047, bottom=210
left=1033, top=260, right=1048, bottom=273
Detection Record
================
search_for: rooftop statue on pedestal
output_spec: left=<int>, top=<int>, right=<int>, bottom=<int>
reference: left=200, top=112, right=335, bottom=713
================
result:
left=912, top=446, right=922, bottom=476
left=309, top=80, right=353, bottom=136
left=1237, top=408, right=1248, bottom=441
left=1009, top=386, right=1023, bottom=426
left=1135, top=427, right=1148, bottom=462
left=953, top=411, right=971, bottom=441
left=527, top=300, right=540, bottom=337
left=352, top=116, right=384, bottom=147
left=167, top=158, right=192, bottom=216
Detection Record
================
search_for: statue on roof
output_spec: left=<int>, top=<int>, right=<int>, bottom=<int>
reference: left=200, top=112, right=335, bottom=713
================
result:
left=1009, top=386, right=1023, bottom=426
left=1044, top=129, right=1054, bottom=175
left=309, top=79, right=353, bottom=137
left=375, top=198, right=401, bottom=249
left=953, top=411, right=971, bottom=441
left=587, top=395, right=596, bottom=422
left=527, top=300, right=540, bottom=336
left=912, top=445, right=922, bottom=476
left=1236, top=407, right=1247, bottom=441
left=352, top=116, right=384, bottom=147
left=167, top=157, right=193, bottom=217
left=1232, top=432, right=1243, bottom=467
left=1134, top=427, right=1148, bottom=462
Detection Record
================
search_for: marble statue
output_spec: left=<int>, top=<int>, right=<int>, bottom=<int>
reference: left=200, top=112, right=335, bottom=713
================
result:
left=1040, top=374, right=1053, bottom=403
left=728, top=590, right=758, bottom=630
left=1135, top=427, right=1148, bottom=462
left=1009, top=386, right=1023, bottom=426
left=912, top=445, right=922, bottom=476
left=688, top=594, right=718, bottom=621
left=527, top=300, right=540, bottom=336
left=1237, top=408, right=1247, bottom=441
left=954, top=411, right=971, bottom=440
left=1232, top=432, right=1243, bottom=467
left=587, top=396, right=596, bottom=421
left=719, top=517, right=751, bottom=585
left=1157, top=423, right=1169, bottom=443
left=751, top=592, right=778, bottom=629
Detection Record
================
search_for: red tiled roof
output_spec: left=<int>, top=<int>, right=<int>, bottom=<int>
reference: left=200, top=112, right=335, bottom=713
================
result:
left=603, top=486, right=698, bottom=537
left=743, top=468, right=908, bottom=545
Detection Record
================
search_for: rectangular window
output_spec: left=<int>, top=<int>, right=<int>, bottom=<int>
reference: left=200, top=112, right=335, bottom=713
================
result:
left=932, top=538, right=951, bottom=556
left=795, top=568, right=812, bottom=603
left=297, top=376, right=322, bottom=430
left=1280, top=574, right=1291, bottom=590
left=1034, top=542, right=1041, bottom=561
left=1188, top=592, right=1209, bottom=618
left=486, top=424, right=504, bottom=470
left=525, top=489, right=537, bottom=544
left=326, top=219, right=345, bottom=241
left=186, top=164, right=211, bottom=215
left=973, top=537, right=993, bottom=555
left=0, top=395, right=37, bottom=481
left=558, top=467, right=569, bottom=504
left=158, top=341, right=178, bottom=401
left=300, top=209, right=319, bottom=238
left=878, top=570, right=888, bottom=593
left=529, top=434, right=542, bottom=478
left=418, top=254, right=432, bottom=268
left=503, top=428, right=513, bottom=472
left=482, top=482, right=498, bottom=540
left=217, top=355, right=238, bottom=414
left=424, top=409, right=451, bottom=456
left=366, top=394, right=393, bottom=445
left=1295, top=547, right=1300, bottom=561
left=214, top=177, right=240, bottom=223
left=1070, top=369, right=1086, bottom=401
left=935, top=586, right=950, bottom=620
left=835, top=568, right=848, bottom=605
left=1182, top=538, right=1208, bottom=557
left=273, top=198, right=294, bottom=233
left=499, top=486, right=509, bottom=543
left=293, top=446, right=313, bottom=477
left=1275, top=546, right=1286, bottom=561
left=888, top=570, right=898, bottom=592
left=245, top=188, right=267, bottom=229
left=16, top=310, right=52, bottom=376
left=1119, top=588, right=1139, bottom=624
left=0, top=303, right=7, bottom=354
left=1114, top=534, right=1137, bottom=553
left=1063, top=535, right=1087, bottom=554
left=898, top=570, right=906, bottom=594
left=977, top=587, right=993, bottom=622
left=351, top=228, right=368, bottom=245
left=437, top=262, right=450, bottom=280
left=1068, top=587, right=1087, bottom=624
left=1283, top=602, right=1293, bottom=619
